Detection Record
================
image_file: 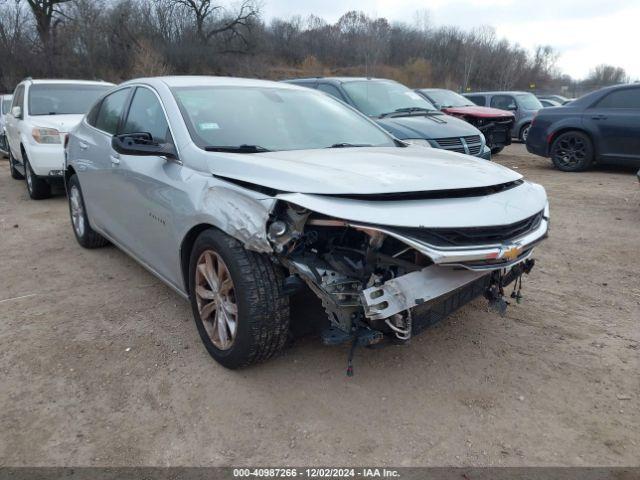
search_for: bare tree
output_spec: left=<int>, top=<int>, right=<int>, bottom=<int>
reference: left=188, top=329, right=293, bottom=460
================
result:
left=169, top=0, right=259, bottom=49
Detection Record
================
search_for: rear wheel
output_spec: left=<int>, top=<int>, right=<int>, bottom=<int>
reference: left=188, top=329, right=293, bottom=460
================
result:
left=9, top=149, right=23, bottom=180
left=550, top=131, right=594, bottom=172
left=490, top=146, right=504, bottom=155
left=67, top=174, right=109, bottom=248
left=24, top=155, right=51, bottom=200
left=189, top=228, right=290, bottom=369
left=519, top=123, right=531, bottom=143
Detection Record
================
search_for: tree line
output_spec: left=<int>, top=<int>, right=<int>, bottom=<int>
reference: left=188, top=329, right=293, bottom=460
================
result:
left=0, top=0, right=631, bottom=95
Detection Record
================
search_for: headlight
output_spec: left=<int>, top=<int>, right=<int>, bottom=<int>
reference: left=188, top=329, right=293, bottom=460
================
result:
left=32, top=127, right=61, bottom=144
left=404, top=139, right=432, bottom=148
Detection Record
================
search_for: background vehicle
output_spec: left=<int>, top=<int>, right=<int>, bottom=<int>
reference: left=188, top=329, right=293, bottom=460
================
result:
left=537, top=94, right=573, bottom=105
left=464, top=91, right=543, bottom=142
left=5, top=78, right=113, bottom=199
left=65, top=76, right=548, bottom=370
left=527, top=83, right=640, bottom=171
left=539, top=99, right=562, bottom=108
left=415, top=88, right=514, bottom=155
left=284, top=77, right=492, bottom=159
left=0, top=94, right=13, bottom=156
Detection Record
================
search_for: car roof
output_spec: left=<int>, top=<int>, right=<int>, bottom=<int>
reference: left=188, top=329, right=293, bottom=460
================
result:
left=22, top=78, right=114, bottom=86
left=464, top=91, right=531, bottom=95
left=121, top=75, right=315, bottom=92
left=283, top=77, right=396, bottom=85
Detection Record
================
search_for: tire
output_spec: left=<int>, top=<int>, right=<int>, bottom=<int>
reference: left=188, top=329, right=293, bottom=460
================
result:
left=188, top=228, right=290, bottom=369
left=8, top=149, right=24, bottom=180
left=67, top=174, right=109, bottom=248
left=490, top=146, right=504, bottom=155
left=550, top=131, right=594, bottom=172
left=24, top=154, right=51, bottom=200
left=519, top=123, right=531, bottom=143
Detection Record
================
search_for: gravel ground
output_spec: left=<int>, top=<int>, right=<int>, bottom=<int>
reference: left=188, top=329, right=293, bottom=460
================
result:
left=0, top=144, right=638, bottom=467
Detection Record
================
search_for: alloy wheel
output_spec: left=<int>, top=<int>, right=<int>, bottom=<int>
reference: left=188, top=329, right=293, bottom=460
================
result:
left=553, top=134, right=587, bottom=168
left=521, top=125, right=530, bottom=142
left=26, top=161, right=33, bottom=193
left=195, top=250, right=238, bottom=350
left=69, top=185, right=86, bottom=238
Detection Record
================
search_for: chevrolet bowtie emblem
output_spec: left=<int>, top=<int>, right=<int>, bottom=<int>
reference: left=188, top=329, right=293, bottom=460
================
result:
left=500, top=245, right=522, bottom=261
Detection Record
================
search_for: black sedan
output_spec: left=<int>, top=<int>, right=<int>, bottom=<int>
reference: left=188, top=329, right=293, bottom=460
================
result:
left=527, top=84, right=640, bottom=171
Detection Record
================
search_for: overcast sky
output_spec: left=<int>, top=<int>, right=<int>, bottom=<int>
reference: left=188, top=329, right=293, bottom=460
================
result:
left=263, top=0, right=639, bottom=80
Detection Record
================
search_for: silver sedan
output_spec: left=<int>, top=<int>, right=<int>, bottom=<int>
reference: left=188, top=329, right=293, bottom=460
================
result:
left=65, top=76, right=548, bottom=370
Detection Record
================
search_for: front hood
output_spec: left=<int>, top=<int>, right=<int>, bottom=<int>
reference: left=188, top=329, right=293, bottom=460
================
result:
left=29, top=114, right=83, bottom=133
left=443, top=106, right=514, bottom=119
left=206, top=146, right=521, bottom=195
left=375, top=114, right=480, bottom=140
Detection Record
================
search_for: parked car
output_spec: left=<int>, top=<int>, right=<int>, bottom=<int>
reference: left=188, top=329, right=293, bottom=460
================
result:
left=527, top=83, right=640, bottom=171
left=539, top=99, right=562, bottom=108
left=5, top=78, right=114, bottom=199
left=283, top=77, right=492, bottom=160
left=415, top=88, right=514, bottom=155
left=464, top=91, right=543, bottom=142
left=0, top=94, right=13, bottom=156
left=537, top=94, right=573, bottom=105
left=65, top=76, right=549, bottom=370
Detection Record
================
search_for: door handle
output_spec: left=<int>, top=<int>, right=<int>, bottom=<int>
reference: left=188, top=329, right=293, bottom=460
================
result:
left=110, top=154, right=120, bottom=165
left=591, top=114, right=608, bottom=120
left=78, top=141, right=88, bottom=150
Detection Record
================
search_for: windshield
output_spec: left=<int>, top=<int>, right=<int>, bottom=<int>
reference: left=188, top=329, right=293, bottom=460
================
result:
left=421, top=90, right=473, bottom=108
left=28, top=84, right=111, bottom=116
left=342, top=80, right=437, bottom=117
left=172, top=86, right=396, bottom=152
left=516, top=93, right=543, bottom=110
left=1, top=97, right=11, bottom=114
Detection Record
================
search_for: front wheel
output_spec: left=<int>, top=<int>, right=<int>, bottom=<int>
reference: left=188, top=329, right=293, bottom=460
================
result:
left=550, top=131, right=594, bottom=172
left=519, top=124, right=531, bottom=143
left=189, top=228, right=290, bottom=369
left=490, top=146, right=504, bottom=155
left=24, top=156, right=51, bottom=200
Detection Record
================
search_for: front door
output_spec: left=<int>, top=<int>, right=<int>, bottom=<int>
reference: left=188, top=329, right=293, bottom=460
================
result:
left=109, top=86, right=185, bottom=287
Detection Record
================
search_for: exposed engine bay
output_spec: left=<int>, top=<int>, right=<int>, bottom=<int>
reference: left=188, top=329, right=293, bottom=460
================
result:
left=265, top=201, right=544, bottom=357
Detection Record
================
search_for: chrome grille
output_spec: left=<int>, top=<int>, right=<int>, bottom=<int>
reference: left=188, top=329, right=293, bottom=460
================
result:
left=434, top=135, right=482, bottom=156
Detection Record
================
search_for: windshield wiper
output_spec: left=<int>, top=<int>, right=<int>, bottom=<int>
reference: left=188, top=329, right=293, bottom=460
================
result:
left=204, top=144, right=270, bottom=153
left=327, top=143, right=373, bottom=148
left=378, top=107, right=437, bottom=118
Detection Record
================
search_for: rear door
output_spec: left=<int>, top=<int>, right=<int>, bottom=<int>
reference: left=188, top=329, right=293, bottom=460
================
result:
left=583, top=87, right=640, bottom=162
left=6, top=85, right=24, bottom=158
left=75, top=87, right=132, bottom=235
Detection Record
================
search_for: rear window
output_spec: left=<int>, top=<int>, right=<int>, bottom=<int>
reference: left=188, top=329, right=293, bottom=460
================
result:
left=515, top=93, right=543, bottom=110
left=28, top=84, right=111, bottom=116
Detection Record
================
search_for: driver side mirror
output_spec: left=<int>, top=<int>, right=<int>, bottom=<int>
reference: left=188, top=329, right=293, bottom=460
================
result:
left=112, top=132, right=179, bottom=161
left=11, top=106, right=21, bottom=118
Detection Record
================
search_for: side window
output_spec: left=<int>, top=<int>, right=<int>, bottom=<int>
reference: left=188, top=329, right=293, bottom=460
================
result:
left=466, top=95, right=485, bottom=106
left=596, top=88, right=640, bottom=109
left=317, top=84, right=345, bottom=101
left=86, top=100, right=103, bottom=127
left=491, top=95, right=516, bottom=110
left=94, top=88, right=130, bottom=135
left=12, top=85, right=24, bottom=111
left=122, top=87, right=172, bottom=143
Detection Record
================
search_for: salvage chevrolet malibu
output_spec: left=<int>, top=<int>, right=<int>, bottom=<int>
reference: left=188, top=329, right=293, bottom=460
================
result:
left=65, top=76, right=549, bottom=371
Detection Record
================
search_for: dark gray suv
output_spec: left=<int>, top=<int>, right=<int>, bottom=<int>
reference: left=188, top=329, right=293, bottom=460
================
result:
left=284, top=77, right=491, bottom=159
left=464, top=91, right=543, bottom=142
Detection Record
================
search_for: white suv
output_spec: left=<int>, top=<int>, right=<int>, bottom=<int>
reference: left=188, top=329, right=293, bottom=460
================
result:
left=5, top=78, right=113, bottom=199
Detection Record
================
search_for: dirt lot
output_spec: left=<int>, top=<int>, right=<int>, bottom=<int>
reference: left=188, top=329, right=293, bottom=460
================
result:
left=0, top=144, right=638, bottom=467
